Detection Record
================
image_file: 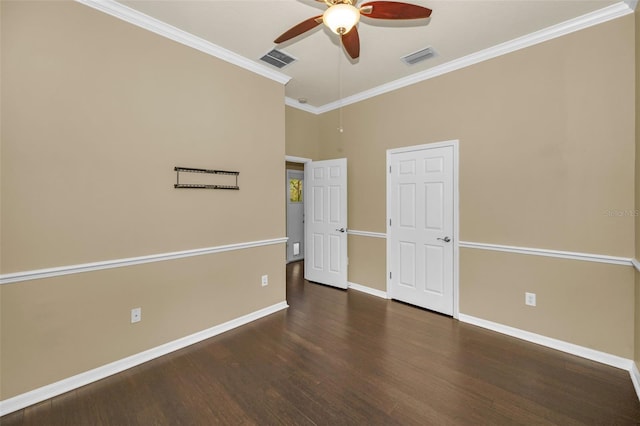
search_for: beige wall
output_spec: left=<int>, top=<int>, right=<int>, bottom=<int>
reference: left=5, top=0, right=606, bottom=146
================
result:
left=635, top=8, right=640, bottom=368
left=0, top=0, right=4, bottom=399
left=461, top=249, right=634, bottom=357
left=289, top=16, right=636, bottom=357
left=2, top=246, right=285, bottom=397
left=1, top=1, right=286, bottom=399
left=317, top=17, right=635, bottom=254
left=285, top=107, right=320, bottom=160
left=347, top=235, right=386, bottom=291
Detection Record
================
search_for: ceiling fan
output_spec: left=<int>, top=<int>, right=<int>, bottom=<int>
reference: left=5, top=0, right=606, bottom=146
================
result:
left=274, top=0, right=432, bottom=60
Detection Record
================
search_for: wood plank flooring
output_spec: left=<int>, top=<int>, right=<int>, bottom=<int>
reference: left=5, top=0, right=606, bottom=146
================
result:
left=3, top=260, right=640, bottom=425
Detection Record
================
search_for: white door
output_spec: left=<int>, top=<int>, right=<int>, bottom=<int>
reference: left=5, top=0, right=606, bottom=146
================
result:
left=304, top=158, right=348, bottom=289
left=387, top=143, right=456, bottom=315
left=286, top=170, right=305, bottom=263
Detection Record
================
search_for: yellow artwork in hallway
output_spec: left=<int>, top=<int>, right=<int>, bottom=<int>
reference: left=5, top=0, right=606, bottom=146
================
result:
left=289, top=178, right=303, bottom=202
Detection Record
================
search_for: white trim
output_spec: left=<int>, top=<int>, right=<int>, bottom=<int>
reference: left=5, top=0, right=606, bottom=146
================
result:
left=285, top=155, right=313, bottom=164
left=0, top=301, right=288, bottom=416
left=347, top=229, right=386, bottom=239
left=631, top=363, right=640, bottom=402
left=386, top=140, right=460, bottom=319
left=632, top=258, right=640, bottom=272
left=458, top=314, right=633, bottom=371
left=348, top=282, right=389, bottom=299
left=74, top=0, right=290, bottom=85
left=459, top=241, right=632, bottom=267
left=285, top=97, right=321, bottom=114
left=287, top=2, right=633, bottom=114
left=0, top=238, right=288, bottom=285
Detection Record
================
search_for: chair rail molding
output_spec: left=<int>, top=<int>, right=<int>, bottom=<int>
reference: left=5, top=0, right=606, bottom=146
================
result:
left=347, top=229, right=387, bottom=239
left=0, top=237, right=288, bottom=285
left=459, top=241, right=632, bottom=267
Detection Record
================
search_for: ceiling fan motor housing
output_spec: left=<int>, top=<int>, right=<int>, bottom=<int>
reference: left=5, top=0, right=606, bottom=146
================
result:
left=323, top=3, right=361, bottom=35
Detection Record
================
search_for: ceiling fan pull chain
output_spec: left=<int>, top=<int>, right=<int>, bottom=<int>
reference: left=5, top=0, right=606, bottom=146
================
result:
left=338, top=38, right=344, bottom=134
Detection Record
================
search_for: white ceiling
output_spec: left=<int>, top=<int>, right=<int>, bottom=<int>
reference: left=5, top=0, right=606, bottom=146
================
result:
left=103, top=0, right=630, bottom=111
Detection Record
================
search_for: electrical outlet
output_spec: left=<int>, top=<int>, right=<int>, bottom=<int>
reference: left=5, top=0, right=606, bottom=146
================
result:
left=525, top=292, right=536, bottom=307
left=131, top=307, right=142, bottom=323
left=261, top=275, right=269, bottom=287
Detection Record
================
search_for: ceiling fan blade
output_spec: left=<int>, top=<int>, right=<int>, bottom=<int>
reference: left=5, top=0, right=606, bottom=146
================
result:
left=274, top=15, right=323, bottom=43
left=360, top=1, right=432, bottom=19
left=341, top=26, right=360, bottom=59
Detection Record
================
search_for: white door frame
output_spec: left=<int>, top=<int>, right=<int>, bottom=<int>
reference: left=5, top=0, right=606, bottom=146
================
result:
left=386, top=140, right=460, bottom=319
left=286, top=155, right=312, bottom=164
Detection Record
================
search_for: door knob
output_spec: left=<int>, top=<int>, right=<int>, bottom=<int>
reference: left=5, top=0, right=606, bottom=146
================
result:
left=437, top=236, right=451, bottom=243
left=336, top=228, right=346, bottom=233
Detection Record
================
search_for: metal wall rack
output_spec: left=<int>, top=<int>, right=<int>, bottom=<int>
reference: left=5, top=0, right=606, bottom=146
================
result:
left=174, top=166, right=239, bottom=190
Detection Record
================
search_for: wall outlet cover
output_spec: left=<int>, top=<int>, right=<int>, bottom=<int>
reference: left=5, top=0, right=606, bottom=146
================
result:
left=525, top=292, right=536, bottom=307
left=131, top=307, right=142, bottom=323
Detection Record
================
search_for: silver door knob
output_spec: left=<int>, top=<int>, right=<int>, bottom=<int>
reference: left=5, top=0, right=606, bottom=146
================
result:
left=437, top=236, right=451, bottom=243
left=336, top=228, right=346, bottom=233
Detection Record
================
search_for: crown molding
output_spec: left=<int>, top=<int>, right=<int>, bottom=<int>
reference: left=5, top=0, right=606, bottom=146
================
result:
left=74, top=0, right=291, bottom=85
left=285, top=98, right=323, bottom=115
left=285, top=97, right=321, bottom=114
left=287, top=1, right=633, bottom=114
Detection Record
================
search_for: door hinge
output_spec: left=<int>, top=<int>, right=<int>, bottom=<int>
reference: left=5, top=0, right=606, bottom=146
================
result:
left=389, top=271, right=392, bottom=279
left=389, top=165, right=391, bottom=173
left=389, top=218, right=392, bottom=227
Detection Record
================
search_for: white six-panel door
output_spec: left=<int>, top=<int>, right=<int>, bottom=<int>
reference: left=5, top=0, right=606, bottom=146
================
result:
left=304, top=159, right=348, bottom=289
left=387, top=143, right=456, bottom=315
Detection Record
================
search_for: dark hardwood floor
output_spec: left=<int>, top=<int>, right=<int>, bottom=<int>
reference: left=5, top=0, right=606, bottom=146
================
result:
left=3, top=260, right=640, bottom=425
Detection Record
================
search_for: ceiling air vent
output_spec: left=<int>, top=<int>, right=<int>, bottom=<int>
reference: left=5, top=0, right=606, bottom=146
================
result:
left=260, top=49, right=296, bottom=69
left=401, top=47, right=436, bottom=65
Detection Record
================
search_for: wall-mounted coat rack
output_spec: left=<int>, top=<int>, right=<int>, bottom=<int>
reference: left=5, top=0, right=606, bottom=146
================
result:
left=174, top=166, right=239, bottom=190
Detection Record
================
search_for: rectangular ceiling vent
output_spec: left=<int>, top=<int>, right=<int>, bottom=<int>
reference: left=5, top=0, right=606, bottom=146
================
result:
left=401, top=47, right=436, bottom=65
left=260, top=49, right=296, bottom=69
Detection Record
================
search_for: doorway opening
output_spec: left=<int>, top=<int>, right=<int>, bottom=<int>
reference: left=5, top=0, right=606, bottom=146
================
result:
left=286, top=164, right=304, bottom=263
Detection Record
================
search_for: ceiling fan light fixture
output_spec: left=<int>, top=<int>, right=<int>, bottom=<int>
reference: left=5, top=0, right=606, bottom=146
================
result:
left=323, top=4, right=360, bottom=35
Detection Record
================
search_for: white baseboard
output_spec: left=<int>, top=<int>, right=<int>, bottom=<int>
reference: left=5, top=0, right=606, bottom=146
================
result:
left=348, top=282, right=388, bottom=299
left=458, top=314, right=633, bottom=371
left=0, top=301, right=288, bottom=417
left=631, top=362, right=640, bottom=402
